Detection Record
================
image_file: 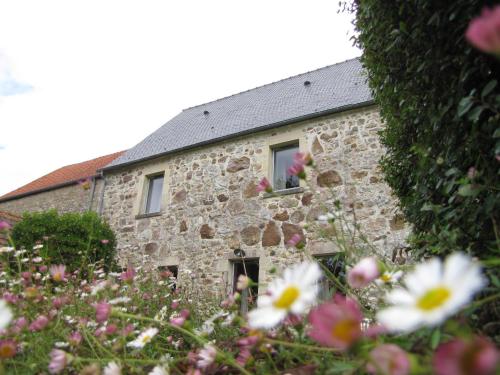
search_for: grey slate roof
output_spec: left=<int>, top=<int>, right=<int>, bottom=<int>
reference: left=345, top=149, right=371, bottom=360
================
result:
left=105, top=58, right=372, bottom=170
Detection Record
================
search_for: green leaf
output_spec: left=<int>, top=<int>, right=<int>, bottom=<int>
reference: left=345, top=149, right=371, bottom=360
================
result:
left=431, top=329, right=441, bottom=349
left=468, top=105, right=486, bottom=122
left=493, top=128, right=500, bottom=138
left=481, top=80, right=497, bottom=99
left=457, top=184, right=480, bottom=197
left=457, top=97, right=474, bottom=117
left=491, top=274, right=500, bottom=288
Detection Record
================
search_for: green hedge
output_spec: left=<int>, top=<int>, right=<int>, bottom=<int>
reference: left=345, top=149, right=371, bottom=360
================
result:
left=352, top=0, right=500, bottom=258
left=11, top=210, right=116, bottom=272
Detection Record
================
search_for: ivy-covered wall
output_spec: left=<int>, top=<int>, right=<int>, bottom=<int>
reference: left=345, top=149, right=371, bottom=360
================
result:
left=352, top=0, right=500, bottom=258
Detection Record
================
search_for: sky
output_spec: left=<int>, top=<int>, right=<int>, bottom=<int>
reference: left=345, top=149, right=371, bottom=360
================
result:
left=0, top=0, right=360, bottom=196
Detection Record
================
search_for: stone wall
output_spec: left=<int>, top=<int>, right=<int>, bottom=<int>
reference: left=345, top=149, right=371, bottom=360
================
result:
left=0, top=179, right=105, bottom=216
left=102, top=105, right=409, bottom=299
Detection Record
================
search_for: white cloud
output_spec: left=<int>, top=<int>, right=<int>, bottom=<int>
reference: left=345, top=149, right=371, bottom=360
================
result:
left=0, top=0, right=360, bottom=196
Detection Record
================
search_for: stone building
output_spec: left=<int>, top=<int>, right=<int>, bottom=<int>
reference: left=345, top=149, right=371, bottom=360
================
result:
left=101, top=58, right=409, bottom=299
left=0, top=151, right=124, bottom=216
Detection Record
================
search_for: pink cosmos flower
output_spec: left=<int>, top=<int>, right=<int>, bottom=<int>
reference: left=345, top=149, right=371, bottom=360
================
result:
left=94, top=302, right=112, bottom=323
left=466, top=6, right=500, bottom=55
left=0, top=221, right=11, bottom=231
left=308, top=294, right=363, bottom=350
left=366, top=344, right=410, bottom=375
left=256, top=177, right=273, bottom=193
left=12, top=317, right=28, bottom=334
left=120, top=265, right=136, bottom=283
left=3, top=292, right=19, bottom=305
left=39, top=265, right=48, bottom=273
left=49, top=265, right=67, bottom=282
left=286, top=233, right=304, bottom=248
left=347, top=257, right=380, bottom=289
left=236, top=347, right=252, bottom=366
left=433, top=336, right=499, bottom=375
left=69, top=331, right=82, bottom=346
left=48, top=349, right=70, bottom=374
left=105, top=324, right=118, bottom=335
left=197, top=344, right=217, bottom=369
left=29, top=315, right=50, bottom=332
left=0, top=339, right=17, bottom=359
left=52, top=296, right=68, bottom=310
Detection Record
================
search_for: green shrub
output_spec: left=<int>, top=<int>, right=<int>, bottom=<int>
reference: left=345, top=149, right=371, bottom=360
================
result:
left=11, top=209, right=116, bottom=271
left=351, top=0, right=500, bottom=258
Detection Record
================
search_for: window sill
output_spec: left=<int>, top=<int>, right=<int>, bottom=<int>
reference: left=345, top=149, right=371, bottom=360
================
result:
left=135, top=212, right=163, bottom=220
left=263, top=187, right=304, bottom=198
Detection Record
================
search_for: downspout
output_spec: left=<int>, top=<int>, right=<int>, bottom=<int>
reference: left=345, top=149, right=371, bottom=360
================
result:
left=98, top=171, right=107, bottom=217
left=87, top=176, right=97, bottom=212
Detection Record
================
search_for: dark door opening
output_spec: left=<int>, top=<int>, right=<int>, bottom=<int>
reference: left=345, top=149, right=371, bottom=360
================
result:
left=232, top=258, right=259, bottom=314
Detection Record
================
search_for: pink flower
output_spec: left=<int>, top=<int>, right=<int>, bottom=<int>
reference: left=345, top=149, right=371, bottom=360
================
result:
left=29, top=315, right=49, bottom=332
left=236, top=347, right=252, bottom=366
left=39, top=265, right=48, bottom=273
left=11, top=317, right=28, bottom=334
left=256, top=177, right=272, bottom=193
left=197, top=344, right=217, bottom=369
left=101, top=239, right=109, bottom=244
left=3, top=292, right=19, bottom=305
left=52, top=296, right=68, bottom=310
left=69, top=331, right=82, bottom=346
left=0, top=221, right=11, bottom=231
left=120, top=265, right=136, bottom=283
left=286, top=233, right=304, bottom=248
left=366, top=344, right=410, bottom=375
left=105, top=323, right=118, bottom=335
left=433, top=336, right=499, bottom=375
left=466, top=6, right=500, bottom=55
left=49, top=265, right=67, bottom=282
left=94, top=302, right=112, bottom=323
left=121, top=324, right=135, bottom=336
left=347, top=257, right=379, bottom=289
left=308, top=294, right=363, bottom=350
left=48, top=349, right=70, bottom=374
left=0, top=339, right=17, bottom=359
left=171, top=300, right=180, bottom=309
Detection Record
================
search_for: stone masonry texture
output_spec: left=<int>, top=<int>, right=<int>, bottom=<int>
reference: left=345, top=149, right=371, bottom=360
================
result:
left=102, top=106, right=409, bottom=300
left=0, top=179, right=105, bottom=216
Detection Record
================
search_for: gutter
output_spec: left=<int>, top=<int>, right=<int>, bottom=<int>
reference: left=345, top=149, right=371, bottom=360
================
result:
left=100, top=100, right=375, bottom=173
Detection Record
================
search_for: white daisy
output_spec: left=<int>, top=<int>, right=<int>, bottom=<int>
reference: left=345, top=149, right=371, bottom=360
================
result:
left=103, top=361, right=122, bottom=375
left=377, top=252, right=485, bottom=333
left=0, top=246, right=14, bottom=253
left=149, top=365, right=169, bottom=375
left=0, top=299, right=13, bottom=329
left=375, top=270, right=404, bottom=286
left=127, top=327, right=159, bottom=349
left=248, top=261, right=322, bottom=329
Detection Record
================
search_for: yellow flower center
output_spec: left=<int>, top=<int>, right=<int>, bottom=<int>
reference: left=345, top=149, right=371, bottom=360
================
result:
left=381, top=273, right=392, bottom=282
left=273, top=286, right=300, bottom=309
left=141, top=335, right=151, bottom=343
left=331, top=319, right=359, bottom=343
left=0, top=344, right=15, bottom=358
left=417, top=287, right=451, bottom=311
left=53, top=273, right=62, bottom=282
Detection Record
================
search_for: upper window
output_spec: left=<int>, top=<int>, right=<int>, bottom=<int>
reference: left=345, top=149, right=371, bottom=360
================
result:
left=272, top=143, right=300, bottom=191
left=144, top=174, right=164, bottom=214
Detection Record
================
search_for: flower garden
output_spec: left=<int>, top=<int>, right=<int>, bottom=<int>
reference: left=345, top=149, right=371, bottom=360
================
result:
left=1, top=3, right=500, bottom=375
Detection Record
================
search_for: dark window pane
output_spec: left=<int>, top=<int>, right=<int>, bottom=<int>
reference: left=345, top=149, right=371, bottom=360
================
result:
left=315, top=253, right=346, bottom=300
left=273, top=144, right=299, bottom=190
left=145, top=175, right=164, bottom=213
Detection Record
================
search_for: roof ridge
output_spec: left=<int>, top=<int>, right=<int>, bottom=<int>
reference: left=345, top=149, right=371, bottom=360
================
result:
left=58, top=150, right=126, bottom=170
left=182, top=57, right=361, bottom=111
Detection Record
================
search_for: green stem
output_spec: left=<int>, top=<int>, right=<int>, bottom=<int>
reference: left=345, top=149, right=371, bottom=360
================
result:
left=264, top=338, right=342, bottom=354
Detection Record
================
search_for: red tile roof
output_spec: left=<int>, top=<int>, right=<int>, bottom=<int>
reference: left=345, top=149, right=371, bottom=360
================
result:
left=0, top=151, right=125, bottom=201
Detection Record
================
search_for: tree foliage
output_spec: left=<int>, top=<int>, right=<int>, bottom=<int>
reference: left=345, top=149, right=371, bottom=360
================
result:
left=11, top=210, right=116, bottom=271
left=352, top=0, right=500, bottom=258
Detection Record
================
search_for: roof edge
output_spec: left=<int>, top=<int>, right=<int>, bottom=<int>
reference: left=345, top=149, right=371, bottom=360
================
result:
left=0, top=174, right=101, bottom=203
left=102, top=99, right=375, bottom=173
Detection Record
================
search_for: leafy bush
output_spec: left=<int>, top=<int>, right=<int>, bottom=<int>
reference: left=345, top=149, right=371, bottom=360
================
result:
left=351, top=1, right=500, bottom=258
left=11, top=210, right=116, bottom=271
